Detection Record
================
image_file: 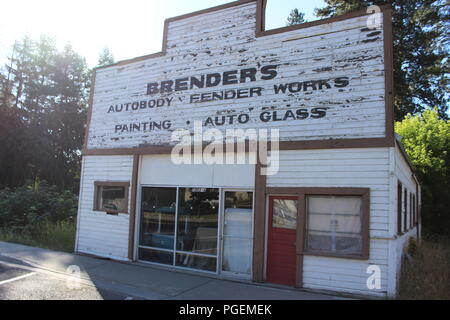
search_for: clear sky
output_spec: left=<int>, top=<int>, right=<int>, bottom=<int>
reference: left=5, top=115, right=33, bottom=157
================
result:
left=0, top=0, right=325, bottom=67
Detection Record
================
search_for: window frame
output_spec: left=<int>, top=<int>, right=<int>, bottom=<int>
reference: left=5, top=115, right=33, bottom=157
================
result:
left=403, top=189, right=408, bottom=232
left=93, top=181, right=130, bottom=214
left=413, top=194, right=417, bottom=227
left=137, top=185, right=255, bottom=276
left=397, top=182, right=403, bottom=235
left=303, top=189, right=370, bottom=260
left=409, top=193, right=413, bottom=229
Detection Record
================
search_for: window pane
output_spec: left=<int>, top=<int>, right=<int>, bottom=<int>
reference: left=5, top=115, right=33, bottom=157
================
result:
left=306, top=196, right=362, bottom=255
left=100, top=186, right=127, bottom=212
left=139, top=248, right=173, bottom=265
left=177, top=188, right=219, bottom=256
left=139, top=187, right=177, bottom=249
left=223, top=192, right=253, bottom=237
left=222, top=237, right=252, bottom=274
left=176, top=253, right=216, bottom=272
left=272, top=199, right=297, bottom=230
left=222, top=191, right=253, bottom=274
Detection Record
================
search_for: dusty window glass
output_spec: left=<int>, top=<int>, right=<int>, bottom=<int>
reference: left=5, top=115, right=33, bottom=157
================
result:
left=139, top=187, right=177, bottom=250
left=222, top=191, right=253, bottom=275
left=306, top=196, right=362, bottom=256
left=272, top=199, right=297, bottom=230
left=97, top=185, right=128, bottom=213
left=176, top=188, right=219, bottom=256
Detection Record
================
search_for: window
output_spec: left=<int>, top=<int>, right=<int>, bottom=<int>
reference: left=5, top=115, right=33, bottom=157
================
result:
left=272, top=198, right=297, bottom=230
left=222, top=191, right=253, bottom=275
left=138, top=187, right=222, bottom=273
left=305, top=194, right=368, bottom=259
left=413, top=194, right=417, bottom=226
left=404, top=189, right=408, bottom=232
left=139, top=187, right=177, bottom=265
left=176, top=188, right=219, bottom=271
left=397, top=182, right=403, bottom=235
left=94, top=182, right=130, bottom=214
left=410, top=193, right=413, bottom=229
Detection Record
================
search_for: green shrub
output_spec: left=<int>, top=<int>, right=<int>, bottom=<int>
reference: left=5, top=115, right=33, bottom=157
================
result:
left=0, top=181, right=78, bottom=252
left=0, top=181, right=77, bottom=232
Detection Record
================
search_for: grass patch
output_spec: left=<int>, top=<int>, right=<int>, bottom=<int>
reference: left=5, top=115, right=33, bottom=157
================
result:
left=398, top=238, right=450, bottom=300
left=0, top=219, right=76, bottom=253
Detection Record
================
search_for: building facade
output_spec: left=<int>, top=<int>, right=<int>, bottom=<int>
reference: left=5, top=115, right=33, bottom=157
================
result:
left=76, top=0, right=421, bottom=298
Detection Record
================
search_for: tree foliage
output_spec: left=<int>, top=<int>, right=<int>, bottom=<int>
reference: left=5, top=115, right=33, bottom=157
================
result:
left=395, top=109, right=450, bottom=235
left=97, top=47, right=115, bottom=67
left=314, top=0, right=449, bottom=120
left=0, top=36, right=90, bottom=191
left=0, top=181, right=77, bottom=233
left=287, top=9, right=307, bottom=26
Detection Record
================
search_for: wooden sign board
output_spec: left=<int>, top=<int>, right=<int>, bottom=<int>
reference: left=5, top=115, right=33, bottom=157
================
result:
left=84, top=0, right=393, bottom=153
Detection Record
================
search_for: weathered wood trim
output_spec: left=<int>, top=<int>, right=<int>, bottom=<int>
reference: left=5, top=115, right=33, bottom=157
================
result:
left=93, top=181, right=131, bottom=214
left=397, top=181, right=403, bottom=235
left=128, top=154, right=140, bottom=261
left=396, top=139, right=418, bottom=175
left=256, top=2, right=392, bottom=37
left=252, top=158, right=267, bottom=282
left=83, top=137, right=393, bottom=156
left=84, top=1, right=396, bottom=154
left=403, top=188, right=408, bottom=233
left=383, top=7, right=395, bottom=143
left=296, top=194, right=305, bottom=288
left=83, top=72, right=96, bottom=151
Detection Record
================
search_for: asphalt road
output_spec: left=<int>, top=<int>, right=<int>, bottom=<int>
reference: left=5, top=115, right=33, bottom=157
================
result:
left=0, top=258, right=138, bottom=300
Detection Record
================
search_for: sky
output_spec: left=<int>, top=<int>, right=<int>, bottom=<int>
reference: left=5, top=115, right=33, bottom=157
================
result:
left=0, top=0, right=325, bottom=67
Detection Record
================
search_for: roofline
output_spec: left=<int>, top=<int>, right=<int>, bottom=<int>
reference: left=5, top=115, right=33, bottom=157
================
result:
left=94, top=0, right=392, bottom=71
left=395, top=136, right=421, bottom=185
left=94, top=0, right=258, bottom=71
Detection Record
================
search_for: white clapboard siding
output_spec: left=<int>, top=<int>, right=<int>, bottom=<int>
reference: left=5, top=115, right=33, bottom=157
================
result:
left=140, top=153, right=255, bottom=188
left=303, top=239, right=389, bottom=296
left=395, top=146, right=416, bottom=193
left=87, top=1, right=388, bottom=150
left=76, top=155, right=133, bottom=260
left=395, top=145, right=418, bottom=236
left=267, top=148, right=391, bottom=296
left=389, top=145, right=419, bottom=294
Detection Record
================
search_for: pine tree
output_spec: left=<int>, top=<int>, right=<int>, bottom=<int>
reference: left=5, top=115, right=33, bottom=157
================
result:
left=97, top=47, right=115, bottom=67
left=287, top=9, right=307, bottom=26
left=313, top=0, right=449, bottom=120
left=0, top=36, right=90, bottom=190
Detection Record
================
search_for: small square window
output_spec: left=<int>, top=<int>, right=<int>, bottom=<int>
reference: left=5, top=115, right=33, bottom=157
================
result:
left=94, top=182, right=130, bottom=214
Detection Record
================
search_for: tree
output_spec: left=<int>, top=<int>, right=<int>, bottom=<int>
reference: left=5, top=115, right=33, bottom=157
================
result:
left=0, top=36, right=90, bottom=191
left=395, top=109, right=450, bottom=235
left=97, top=47, right=115, bottom=67
left=287, top=9, right=307, bottom=26
left=314, top=0, right=449, bottom=120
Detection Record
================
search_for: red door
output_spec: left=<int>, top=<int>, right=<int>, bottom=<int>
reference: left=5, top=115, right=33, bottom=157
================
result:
left=266, top=196, right=298, bottom=286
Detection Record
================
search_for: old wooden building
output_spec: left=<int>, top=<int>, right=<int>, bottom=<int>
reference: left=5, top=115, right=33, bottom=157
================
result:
left=76, top=0, right=421, bottom=298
